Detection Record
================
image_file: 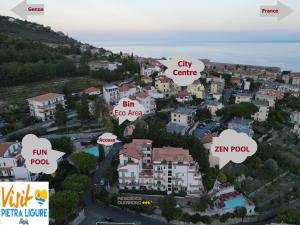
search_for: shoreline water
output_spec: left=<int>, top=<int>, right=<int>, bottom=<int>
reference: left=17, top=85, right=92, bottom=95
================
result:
left=88, top=41, right=300, bottom=72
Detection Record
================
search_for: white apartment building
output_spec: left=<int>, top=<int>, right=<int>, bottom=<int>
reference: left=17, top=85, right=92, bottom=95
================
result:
left=170, top=108, right=196, bottom=127
left=118, top=139, right=204, bottom=194
left=103, top=84, right=119, bottom=105
left=255, top=93, right=276, bottom=107
left=135, top=92, right=156, bottom=114
left=251, top=100, right=269, bottom=122
left=119, top=83, right=139, bottom=99
left=27, top=93, right=65, bottom=121
left=0, top=142, right=32, bottom=181
left=235, top=92, right=253, bottom=104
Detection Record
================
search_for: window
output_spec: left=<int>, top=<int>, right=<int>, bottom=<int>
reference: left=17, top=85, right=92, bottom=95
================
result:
left=131, top=172, right=134, bottom=177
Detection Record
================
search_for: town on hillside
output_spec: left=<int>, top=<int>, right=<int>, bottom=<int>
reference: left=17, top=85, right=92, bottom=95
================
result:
left=0, top=16, right=300, bottom=225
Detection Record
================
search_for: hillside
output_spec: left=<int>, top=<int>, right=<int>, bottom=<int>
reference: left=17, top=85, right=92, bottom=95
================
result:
left=0, top=15, right=78, bottom=44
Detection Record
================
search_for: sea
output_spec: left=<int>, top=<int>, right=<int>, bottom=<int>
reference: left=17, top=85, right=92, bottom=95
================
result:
left=88, top=41, right=300, bottom=72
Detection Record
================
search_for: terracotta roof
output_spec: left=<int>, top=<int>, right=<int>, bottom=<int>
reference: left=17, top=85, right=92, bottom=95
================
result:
left=119, top=83, right=136, bottom=92
left=132, top=139, right=152, bottom=144
left=201, top=133, right=218, bottom=144
left=136, top=92, right=149, bottom=99
left=28, top=93, right=64, bottom=102
left=0, top=142, right=16, bottom=157
left=176, top=91, right=190, bottom=98
left=141, top=76, right=152, bottom=81
left=156, top=75, right=171, bottom=83
left=120, top=143, right=143, bottom=159
left=82, top=87, right=100, bottom=94
left=191, top=79, right=201, bottom=85
left=152, top=147, right=192, bottom=162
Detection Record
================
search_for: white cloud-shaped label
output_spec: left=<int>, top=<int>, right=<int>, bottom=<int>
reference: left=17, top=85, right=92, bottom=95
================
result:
left=97, top=133, right=121, bottom=146
left=159, top=56, right=205, bottom=86
left=211, top=129, right=257, bottom=169
left=113, top=98, right=145, bottom=125
left=21, top=134, right=65, bottom=174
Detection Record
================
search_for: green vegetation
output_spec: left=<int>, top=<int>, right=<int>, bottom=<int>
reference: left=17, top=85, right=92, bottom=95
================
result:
left=50, top=136, right=73, bottom=157
left=62, top=174, right=90, bottom=196
left=49, top=191, right=79, bottom=222
left=276, top=207, right=300, bottom=224
left=195, top=108, right=212, bottom=122
left=192, top=195, right=213, bottom=212
left=217, top=102, right=259, bottom=121
left=158, top=195, right=177, bottom=222
left=70, top=152, right=98, bottom=174
left=55, top=103, right=67, bottom=126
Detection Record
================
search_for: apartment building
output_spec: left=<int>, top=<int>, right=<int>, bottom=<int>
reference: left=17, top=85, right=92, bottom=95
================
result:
left=119, top=83, right=139, bottom=99
left=0, top=142, right=32, bottom=181
left=255, top=93, right=276, bottom=107
left=136, top=92, right=156, bottom=114
left=210, top=81, right=225, bottom=94
left=103, top=84, right=119, bottom=105
left=27, top=93, right=65, bottom=121
left=228, top=117, right=254, bottom=137
left=207, top=100, right=224, bottom=116
left=187, top=80, right=205, bottom=99
left=167, top=108, right=196, bottom=135
left=251, top=100, right=269, bottom=122
left=176, top=91, right=192, bottom=103
left=118, top=139, right=204, bottom=194
left=235, top=92, right=253, bottom=104
left=155, top=75, right=173, bottom=93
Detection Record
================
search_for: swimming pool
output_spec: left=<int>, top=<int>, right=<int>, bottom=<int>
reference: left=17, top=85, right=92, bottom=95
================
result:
left=224, top=197, right=247, bottom=209
left=84, top=146, right=99, bottom=157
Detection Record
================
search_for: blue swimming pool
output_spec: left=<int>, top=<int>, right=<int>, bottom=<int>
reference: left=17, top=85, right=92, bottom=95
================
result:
left=84, top=146, right=99, bottom=157
left=224, top=197, right=247, bottom=209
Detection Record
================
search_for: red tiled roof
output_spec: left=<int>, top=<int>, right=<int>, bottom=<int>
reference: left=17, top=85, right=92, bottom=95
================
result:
left=152, top=147, right=192, bottom=162
left=120, top=143, right=144, bottom=159
left=176, top=91, right=190, bottom=98
left=82, top=87, right=100, bottom=94
left=136, top=92, right=149, bottom=99
left=156, top=75, right=171, bottom=83
left=201, top=133, right=218, bottom=144
left=0, top=142, right=16, bottom=157
left=28, top=93, right=64, bottom=102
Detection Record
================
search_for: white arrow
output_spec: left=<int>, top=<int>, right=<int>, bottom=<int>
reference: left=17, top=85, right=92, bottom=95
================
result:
left=11, top=0, right=44, bottom=20
left=260, top=0, right=293, bottom=21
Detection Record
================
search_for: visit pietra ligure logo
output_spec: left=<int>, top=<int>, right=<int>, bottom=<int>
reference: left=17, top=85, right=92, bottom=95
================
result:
left=0, top=182, right=49, bottom=225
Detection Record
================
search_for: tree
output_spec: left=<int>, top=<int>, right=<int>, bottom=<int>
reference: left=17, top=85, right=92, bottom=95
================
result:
left=276, top=207, right=300, bottom=224
left=55, top=103, right=67, bottom=126
left=217, top=102, right=259, bottom=121
left=49, top=191, right=79, bottom=221
left=62, top=173, right=90, bottom=195
left=50, top=136, right=73, bottom=156
left=218, top=172, right=227, bottom=183
left=76, top=94, right=90, bottom=121
left=234, top=207, right=247, bottom=222
left=70, top=152, right=98, bottom=174
left=263, top=158, right=279, bottom=178
left=98, top=144, right=105, bottom=162
left=159, top=195, right=177, bottom=222
left=198, top=195, right=213, bottom=211
left=196, top=108, right=212, bottom=122
left=103, top=166, right=118, bottom=185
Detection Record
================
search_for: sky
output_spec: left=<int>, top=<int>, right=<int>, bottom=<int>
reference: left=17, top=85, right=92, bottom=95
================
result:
left=0, top=0, right=300, bottom=43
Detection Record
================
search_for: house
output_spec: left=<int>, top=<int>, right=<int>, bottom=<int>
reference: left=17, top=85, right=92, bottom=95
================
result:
left=119, top=83, right=138, bottom=99
left=251, top=100, right=269, bottom=122
left=235, top=92, right=253, bottom=104
left=230, top=77, right=241, bottom=86
left=187, top=80, right=205, bottom=99
left=80, top=87, right=101, bottom=96
left=176, top=91, right=192, bottom=103
left=243, top=80, right=251, bottom=91
left=228, top=117, right=254, bottom=137
left=27, top=93, right=65, bottom=121
left=255, top=93, right=276, bottom=107
left=257, top=88, right=284, bottom=100
left=145, top=86, right=165, bottom=99
left=135, top=92, right=156, bottom=114
left=118, top=139, right=204, bottom=194
left=88, top=60, right=121, bottom=71
left=103, top=84, right=119, bottom=105
left=155, top=75, right=173, bottom=93
left=207, top=101, right=224, bottom=116
left=167, top=108, right=196, bottom=135
left=282, top=73, right=300, bottom=86
left=141, top=76, right=153, bottom=84
left=200, top=133, right=219, bottom=168
left=0, top=142, right=32, bottom=181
